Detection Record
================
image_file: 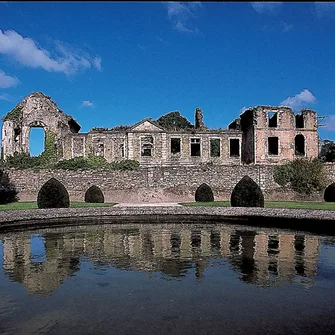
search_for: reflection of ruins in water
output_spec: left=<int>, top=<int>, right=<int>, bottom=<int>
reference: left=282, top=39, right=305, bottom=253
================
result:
left=0, top=224, right=321, bottom=296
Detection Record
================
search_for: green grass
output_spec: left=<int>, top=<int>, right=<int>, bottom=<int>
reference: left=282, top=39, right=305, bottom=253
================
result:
left=0, top=202, right=116, bottom=211
left=181, top=201, right=335, bottom=210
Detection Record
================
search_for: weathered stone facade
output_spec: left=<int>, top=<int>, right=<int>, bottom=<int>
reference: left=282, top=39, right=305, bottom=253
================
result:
left=235, top=106, right=319, bottom=164
left=1, top=92, right=320, bottom=166
left=1, top=92, right=80, bottom=160
left=7, top=164, right=335, bottom=203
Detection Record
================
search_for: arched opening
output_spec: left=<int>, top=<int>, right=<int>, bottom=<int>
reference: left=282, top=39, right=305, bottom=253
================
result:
left=295, top=134, right=305, bottom=156
left=29, top=128, right=45, bottom=156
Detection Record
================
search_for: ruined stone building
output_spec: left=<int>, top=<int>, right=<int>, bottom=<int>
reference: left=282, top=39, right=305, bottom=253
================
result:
left=1, top=92, right=320, bottom=166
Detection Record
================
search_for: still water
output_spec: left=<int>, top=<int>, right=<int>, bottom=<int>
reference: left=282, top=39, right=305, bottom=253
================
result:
left=0, top=222, right=335, bottom=335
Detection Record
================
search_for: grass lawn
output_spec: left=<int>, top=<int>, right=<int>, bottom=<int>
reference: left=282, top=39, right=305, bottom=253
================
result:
left=0, top=201, right=116, bottom=211
left=181, top=201, right=335, bottom=210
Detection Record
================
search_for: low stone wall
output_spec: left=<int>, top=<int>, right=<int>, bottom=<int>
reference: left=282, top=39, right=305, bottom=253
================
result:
left=0, top=206, right=334, bottom=235
left=6, top=163, right=335, bottom=203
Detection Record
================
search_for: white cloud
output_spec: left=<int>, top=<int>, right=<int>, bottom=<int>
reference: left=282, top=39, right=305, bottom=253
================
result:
left=0, top=92, right=14, bottom=101
left=280, top=89, right=316, bottom=110
left=166, top=2, right=202, bottom=33
left=281, top=21, right=293, bottom=33
left=0, top=69, right=19, bottom=88
left=80, top=100, right=94, bottom=108
left=137, top=44, right=146, bottom=51
left=314, top=2, right=335, bottom=18
left=92, top=56, right=102, bottom=71
left=251, top=2, right=283, bottom=14
left=324, top=115, right=335, bottom=131
left=0, top=29, right=102, bottom=75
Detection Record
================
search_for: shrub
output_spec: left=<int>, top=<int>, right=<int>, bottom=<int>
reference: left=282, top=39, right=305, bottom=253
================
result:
left=274, top=158, right=328, bottom=195
left=230, top=175, right=264, bottom=207
left=55, top=156, right=140, bottom=171
left=37, top=178, right=70, bottom=208
left=108, top=160, right=140, bottom=171
left=54, top=157, right=91, bottom=170
left=0, top=169, right=19, bottom=204
left=85, top=185, right=104, bottom=203
left=324, top=182, right=335, bottom=202
left=195, top=183, right=214, bottom=202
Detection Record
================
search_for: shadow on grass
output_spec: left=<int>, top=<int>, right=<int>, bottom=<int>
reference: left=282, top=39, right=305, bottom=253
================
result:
left=0, top=202, right=116, bottom=211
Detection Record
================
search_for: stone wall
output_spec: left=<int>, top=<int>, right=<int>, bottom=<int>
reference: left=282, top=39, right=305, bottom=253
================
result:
left=7, top=163, right=335, bottom=203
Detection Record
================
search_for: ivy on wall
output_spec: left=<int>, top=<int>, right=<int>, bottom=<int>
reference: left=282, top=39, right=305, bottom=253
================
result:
left=38, top=130, right=57, bottom=166
left=0, top=130, right=58, bottom=169
left=2, top=106, right=23, bottom=122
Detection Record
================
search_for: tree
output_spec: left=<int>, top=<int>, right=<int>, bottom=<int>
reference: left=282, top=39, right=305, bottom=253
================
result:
left=320, top=139, right=335, bottom=162
left=37, top=178, right=70, bottom=208
left=274, top=158, right=328, bottom=195
left=85, top=185, right=104, bottom=203
left=195, top=183, right=214, bottom=202
left=156, top=111, right=194, bottom=130
left=324, top=182, right=335, bottom=202
left=0, top=170, right=19, bottom=204
left=230, top=175, right=264, bottom=207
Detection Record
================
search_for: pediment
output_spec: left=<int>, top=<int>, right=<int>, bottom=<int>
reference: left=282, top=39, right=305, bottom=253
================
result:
left=130, top=119, right=165, bottom=132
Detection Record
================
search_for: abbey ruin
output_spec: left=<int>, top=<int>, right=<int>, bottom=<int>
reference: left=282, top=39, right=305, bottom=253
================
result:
left=1, top=92, right=320, bottom=166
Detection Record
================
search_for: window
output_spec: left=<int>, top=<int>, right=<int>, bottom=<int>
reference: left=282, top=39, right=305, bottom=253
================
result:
left=268, top=137, right=279, bottom=155
left=120, top=143, right=125, bottom=158
left=141, top=136, right=153, bottom=157
left=171, top=138, right=181, bottom=154
left=296, top=114, right=304, bottom=128
left=268, top=112, right=277, bottom=128
left=96, top=143, right=104, bottom=156
left=229, top=139, right=240, bottom=157
left=295, top=134, right=305, bottom=156
left=210, top=138, right=220, bottom=157
left=190, top=138, right=200, bottom=156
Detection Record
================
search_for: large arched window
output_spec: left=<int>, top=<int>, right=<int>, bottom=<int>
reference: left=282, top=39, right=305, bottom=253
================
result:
left=29, top=127, right=45, bottom=156
left=295, top=134, right=305, bottom=156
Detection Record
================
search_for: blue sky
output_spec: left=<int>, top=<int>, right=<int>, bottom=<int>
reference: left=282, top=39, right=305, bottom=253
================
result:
left=1, top=1, right=335, bottom=155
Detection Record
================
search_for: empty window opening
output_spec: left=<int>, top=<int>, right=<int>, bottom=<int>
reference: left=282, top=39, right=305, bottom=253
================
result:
left=229, top=139, right=240, bottom=157
left=96, top=143, right=104, bottom=156
left=141, top=136, right=153, bottom=157
left=171, top=138, right=181, bottom=154
left=29, top=128, right=45, bottom=157
left=268, top=112, right=278, bottom=128
left=296, top=114, right=304, bottom=128
left=120, top=143, right=125, bottom=158
left=14, top=127, right=21, bottom=142
left=268, top=137, right=279, bottom=155
left=295, top=134, right=305, bottom=156
left=191, top=138, right=201, bottom=156
left=210, top=139, right=220, bottom=157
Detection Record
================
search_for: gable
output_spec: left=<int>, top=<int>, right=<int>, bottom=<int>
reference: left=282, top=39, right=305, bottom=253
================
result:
left=131, top=120, right=164, bottom=132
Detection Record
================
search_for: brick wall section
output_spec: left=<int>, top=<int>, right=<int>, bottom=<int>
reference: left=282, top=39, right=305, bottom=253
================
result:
left=7, top=163, right=335, bottom=203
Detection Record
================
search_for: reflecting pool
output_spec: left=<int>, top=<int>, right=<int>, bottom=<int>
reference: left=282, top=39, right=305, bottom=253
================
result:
left=0, top=222, right=335, bottom=335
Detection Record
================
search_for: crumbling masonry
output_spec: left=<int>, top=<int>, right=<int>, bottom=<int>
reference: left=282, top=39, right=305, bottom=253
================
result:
left=1, top=92, right=320, bottom=166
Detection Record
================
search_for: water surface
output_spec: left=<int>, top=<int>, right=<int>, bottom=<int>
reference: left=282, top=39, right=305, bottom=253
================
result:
left=0, top=222, right=335, bottom=335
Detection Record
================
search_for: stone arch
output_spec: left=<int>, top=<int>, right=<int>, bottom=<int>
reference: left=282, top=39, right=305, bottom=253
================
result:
left=295, top=134, right=305, bottom=156
left=27, top=121, right=47, bottom=156
left=1, top=92, right=80, bottom=159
